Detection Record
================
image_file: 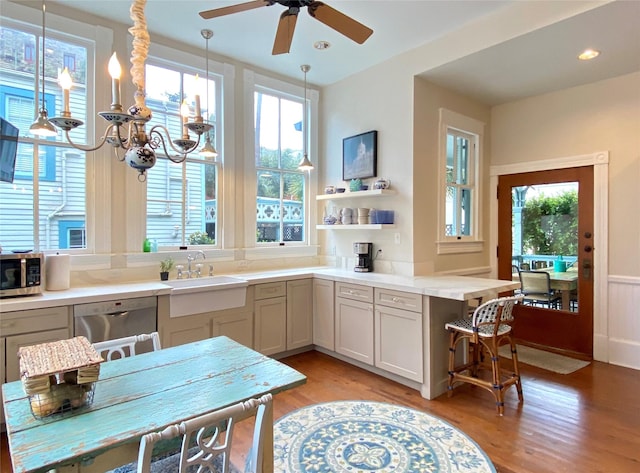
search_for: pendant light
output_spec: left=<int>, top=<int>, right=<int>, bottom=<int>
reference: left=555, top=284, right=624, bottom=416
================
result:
left=199, top=29, right=218, bottom=159
left=297, top=64, right=314, bottom=172
left=29, top=0, right=57, bottom=137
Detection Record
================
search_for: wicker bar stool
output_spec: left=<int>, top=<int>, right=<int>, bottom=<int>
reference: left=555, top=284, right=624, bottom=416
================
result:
left=445, top=295, right=524, bottom=415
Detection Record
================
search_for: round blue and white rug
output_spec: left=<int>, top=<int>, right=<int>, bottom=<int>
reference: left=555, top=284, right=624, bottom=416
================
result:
left=273, top=400, right=495, bottom=473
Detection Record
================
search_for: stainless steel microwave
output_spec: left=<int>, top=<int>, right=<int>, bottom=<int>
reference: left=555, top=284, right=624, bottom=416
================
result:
left=0, top=252, right=43, bottom=298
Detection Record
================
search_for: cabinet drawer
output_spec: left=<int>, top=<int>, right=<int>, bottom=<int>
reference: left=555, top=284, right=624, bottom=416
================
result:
left=375, top=288, right=422, bottom=313
left=254, top=282, right=286, bottom=300
left=335, top=282, right=373, bottom=303
left=0, top=306, right=70, bottom=336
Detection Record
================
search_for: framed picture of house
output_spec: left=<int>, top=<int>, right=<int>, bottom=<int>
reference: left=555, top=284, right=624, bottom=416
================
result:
left=342, top=130, right=377, bottom=180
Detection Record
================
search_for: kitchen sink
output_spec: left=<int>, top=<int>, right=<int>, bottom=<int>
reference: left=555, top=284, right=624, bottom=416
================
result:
left=164, top=276, right=248, bottom=318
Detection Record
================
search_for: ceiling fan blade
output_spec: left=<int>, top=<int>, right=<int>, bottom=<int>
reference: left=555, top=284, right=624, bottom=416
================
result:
left=199, top=0, right=268, bottom=20
left=308, top=1, right=373, bottom=44
left=272, top=10, right=298, bottom=55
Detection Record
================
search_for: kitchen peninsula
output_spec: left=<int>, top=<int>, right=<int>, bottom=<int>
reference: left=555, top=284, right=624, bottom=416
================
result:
left=1, top=268, right=519, bottom=404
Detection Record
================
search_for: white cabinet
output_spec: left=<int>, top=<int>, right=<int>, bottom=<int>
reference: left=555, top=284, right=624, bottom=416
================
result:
left=313, top=279, right=335, bottom=350
left=254, top=279, right=313, bottom=356
left=158, top=289, right=254, bottom=349
left=1, top=306, right=72, bottom=424
left=286, top=279, right=313, bottom=350
left=374, top=287, right=423, bottom=382
left=254, top=282, right=287, bottom=355
left=335, top=283, right=374, bottom=365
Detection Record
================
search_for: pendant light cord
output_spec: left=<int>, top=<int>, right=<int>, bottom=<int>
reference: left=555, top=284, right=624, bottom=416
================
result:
left=40, top=0, right=47, bottom=113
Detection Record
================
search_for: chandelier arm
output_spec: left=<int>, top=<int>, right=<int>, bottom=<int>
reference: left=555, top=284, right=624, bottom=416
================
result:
left=62, top=127, right=111, bottom=152
left=148, top=125, right=201, bottom=161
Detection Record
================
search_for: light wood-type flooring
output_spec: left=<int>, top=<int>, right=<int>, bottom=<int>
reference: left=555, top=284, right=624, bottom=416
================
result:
left=2, top=350, right=640, bottom=472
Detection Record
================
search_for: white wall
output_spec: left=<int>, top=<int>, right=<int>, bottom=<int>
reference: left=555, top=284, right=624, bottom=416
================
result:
left=491, top=72, right=640, bottom=369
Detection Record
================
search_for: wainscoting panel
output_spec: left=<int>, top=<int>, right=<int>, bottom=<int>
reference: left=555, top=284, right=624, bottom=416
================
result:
left=607, top=275, right=640, bottom=370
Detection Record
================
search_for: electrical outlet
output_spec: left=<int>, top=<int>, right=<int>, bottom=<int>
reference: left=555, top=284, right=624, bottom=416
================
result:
left=394, top=233, right=401, bottom=245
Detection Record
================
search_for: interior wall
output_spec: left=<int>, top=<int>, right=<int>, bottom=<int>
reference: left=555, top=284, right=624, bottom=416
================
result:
left=491, top=71, right=640, bottom=369
left=412, top=77, right=492, bottom=276
left=491, top=72, right=640, bottom=277
left=319, top=66, right=415, bottom=276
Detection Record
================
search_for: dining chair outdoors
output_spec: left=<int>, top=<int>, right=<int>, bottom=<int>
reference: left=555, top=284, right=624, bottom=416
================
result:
left=518, top=270, right=562, bottom=309
left=445, top=295, right=525, bottom=415
left=135, top=393, right=273, bottom=473
left=93, top=332, right=161, bottom=361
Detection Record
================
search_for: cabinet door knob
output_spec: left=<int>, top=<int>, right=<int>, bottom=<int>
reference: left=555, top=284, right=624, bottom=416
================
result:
left=392, top=297, right=400, bottom=302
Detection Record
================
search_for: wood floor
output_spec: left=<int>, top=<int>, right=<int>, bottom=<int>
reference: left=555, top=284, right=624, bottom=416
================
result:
left=3, top=350, right=640, bottom=472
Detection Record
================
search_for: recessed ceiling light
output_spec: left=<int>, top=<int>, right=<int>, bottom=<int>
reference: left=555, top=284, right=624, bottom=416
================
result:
left=578, top=49, right=600, bottom=60
left=314, top=40, right=331, bottom=50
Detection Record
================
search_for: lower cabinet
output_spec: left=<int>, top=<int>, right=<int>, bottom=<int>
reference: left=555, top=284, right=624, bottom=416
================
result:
left=335, top=293, right=374, bottom=365
left=254, top=290, right=287, bottom=355
left=374, top=287, right=424, bottom=382
left=374, top=305, right=423, bottom=382
left=158, top=289, right=254, bottom=349
left=254, top=279, right=313, bottom=356
left=313, top=278, right=335, bottom=350
left=1, top=306, right=72, bottom=424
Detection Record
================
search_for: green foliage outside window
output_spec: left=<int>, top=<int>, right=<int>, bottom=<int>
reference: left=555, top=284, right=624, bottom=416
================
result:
left=522, top=191, right=578, bottom=256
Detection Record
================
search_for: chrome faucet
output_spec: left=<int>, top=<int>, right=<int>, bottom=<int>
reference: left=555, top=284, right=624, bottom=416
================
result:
left=186, top=250, right=206, bottom=278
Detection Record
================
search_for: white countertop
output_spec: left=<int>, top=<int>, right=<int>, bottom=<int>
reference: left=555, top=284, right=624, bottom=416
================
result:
left=0, top=267, right=519, bottom=313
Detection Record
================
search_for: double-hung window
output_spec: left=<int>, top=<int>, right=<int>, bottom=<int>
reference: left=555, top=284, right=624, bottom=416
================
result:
left=143, top=47, right=223, bottom=249
left=248, top=71, right=316, bottom=247
left=437, top=108, right=484, bottom=254
left=0, top=10, right=94, bottom=252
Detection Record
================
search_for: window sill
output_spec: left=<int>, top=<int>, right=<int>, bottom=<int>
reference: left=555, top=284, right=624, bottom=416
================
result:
left=436, top=240, right=484, bottom=255
left=244, top=245, right=319, bottom=260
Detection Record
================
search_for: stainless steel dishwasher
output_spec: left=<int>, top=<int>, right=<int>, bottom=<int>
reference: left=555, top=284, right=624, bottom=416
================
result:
left=74, top=296, right=157, bottom=354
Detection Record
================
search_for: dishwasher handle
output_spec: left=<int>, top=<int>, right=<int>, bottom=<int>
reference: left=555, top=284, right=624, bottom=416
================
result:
left=105, top=311, right=129, bottom=319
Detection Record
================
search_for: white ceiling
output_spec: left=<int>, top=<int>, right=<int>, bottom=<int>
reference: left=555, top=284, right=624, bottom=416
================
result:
left=40, top=0, right=640, bottom=105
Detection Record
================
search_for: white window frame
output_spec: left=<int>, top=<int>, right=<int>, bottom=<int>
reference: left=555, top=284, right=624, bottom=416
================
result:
left=142, top=45, right=225, bottom=250
left=242, top=69, right=318, bottom=259
left=437, top=108, right=484, bottom=255
left=1, top=2, right=111, bottom=263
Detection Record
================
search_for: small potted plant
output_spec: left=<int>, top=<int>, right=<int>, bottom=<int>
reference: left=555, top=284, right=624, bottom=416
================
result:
left=159, top=257, right=174, bottom=281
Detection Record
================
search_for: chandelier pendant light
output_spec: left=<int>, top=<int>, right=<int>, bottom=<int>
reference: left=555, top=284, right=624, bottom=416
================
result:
left=297, top=64, right=314, bottom=172
left=48, top=0, right=212, bottom=181
left=29, top=0, right=57, bottom=137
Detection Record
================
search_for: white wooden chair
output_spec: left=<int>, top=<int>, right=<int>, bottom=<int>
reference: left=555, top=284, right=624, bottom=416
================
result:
left=136, top=393, right=273, bottom=473
left=93, top=332, right=161, bottom=361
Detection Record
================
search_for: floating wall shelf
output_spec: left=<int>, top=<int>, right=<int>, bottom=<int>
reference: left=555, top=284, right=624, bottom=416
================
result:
left=316, top=224, right=396, bottom=230
left=316, top=189, right=396, bottom=201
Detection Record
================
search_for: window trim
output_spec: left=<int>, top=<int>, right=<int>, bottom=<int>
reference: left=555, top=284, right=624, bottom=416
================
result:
left=437, top=108, right=484, bottom=255
left=243, top=69, right=318, bottom=250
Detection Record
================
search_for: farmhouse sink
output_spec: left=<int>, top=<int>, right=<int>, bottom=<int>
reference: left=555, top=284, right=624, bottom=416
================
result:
left=165, top=276, right=248, bottom=318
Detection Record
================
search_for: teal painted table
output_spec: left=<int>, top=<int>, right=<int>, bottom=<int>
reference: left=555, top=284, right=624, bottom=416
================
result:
left=2, top=336, right=307, bottom=473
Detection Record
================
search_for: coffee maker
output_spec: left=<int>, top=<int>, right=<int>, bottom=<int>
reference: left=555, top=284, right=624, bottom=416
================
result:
left=353, top=242, right=374, bottom=272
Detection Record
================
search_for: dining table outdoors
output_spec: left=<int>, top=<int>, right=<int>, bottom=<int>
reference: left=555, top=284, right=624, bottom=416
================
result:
left=513, top=267, right=579, bottom=310
left=2, top=336, right=307, bottom=473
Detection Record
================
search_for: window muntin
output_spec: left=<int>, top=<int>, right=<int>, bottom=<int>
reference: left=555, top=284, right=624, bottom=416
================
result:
left=0, top=22, right=89, bottom=252
left=144, top=61, right=221, bottom=248
left=254, top=89, right=306, bottom=244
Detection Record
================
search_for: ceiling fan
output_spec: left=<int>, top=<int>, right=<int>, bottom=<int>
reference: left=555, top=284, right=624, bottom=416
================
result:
left=199, top=0, right=374, bottom=55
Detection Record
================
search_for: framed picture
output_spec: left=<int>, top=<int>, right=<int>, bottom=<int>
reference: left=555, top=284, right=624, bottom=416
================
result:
left=342, top=130, right=377, bottom=180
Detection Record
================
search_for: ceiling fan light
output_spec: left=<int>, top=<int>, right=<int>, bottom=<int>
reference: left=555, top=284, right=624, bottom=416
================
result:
left=30, top=110, right=57, bottom=137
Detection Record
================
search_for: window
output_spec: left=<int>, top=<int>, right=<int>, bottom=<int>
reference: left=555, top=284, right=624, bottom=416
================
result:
left=254, top=89, right=306, bottom=244
left=63, top=52, right=76, bottom=72
left=144, top=59, right=221, bottom=248
left=437, top=108, right=484, bottom=254
left=0, top=19, right=91, bottom=252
